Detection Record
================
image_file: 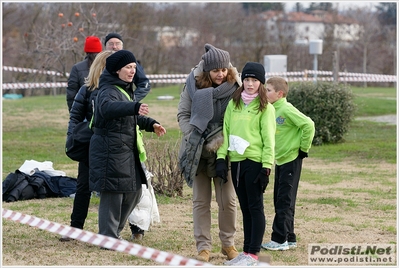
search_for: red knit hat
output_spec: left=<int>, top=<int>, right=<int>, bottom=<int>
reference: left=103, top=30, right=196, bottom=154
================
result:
left=84, top=36, right=102, bottom=53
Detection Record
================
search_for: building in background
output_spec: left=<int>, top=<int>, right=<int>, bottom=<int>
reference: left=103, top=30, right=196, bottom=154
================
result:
left=260, top=10, right=360, bottom=46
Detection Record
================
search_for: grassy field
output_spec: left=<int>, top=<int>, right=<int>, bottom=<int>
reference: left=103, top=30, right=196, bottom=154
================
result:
left=2, top=84, right=397, bottom=266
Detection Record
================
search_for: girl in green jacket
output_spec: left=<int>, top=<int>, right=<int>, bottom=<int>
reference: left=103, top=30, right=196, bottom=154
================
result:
left=216, top=62, right=276, bottom=266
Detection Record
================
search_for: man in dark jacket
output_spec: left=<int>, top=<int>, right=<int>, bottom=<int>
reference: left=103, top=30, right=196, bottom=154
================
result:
left=103, top=32, right=150, bottom=102
left=89, top=50, right=165, bottom=240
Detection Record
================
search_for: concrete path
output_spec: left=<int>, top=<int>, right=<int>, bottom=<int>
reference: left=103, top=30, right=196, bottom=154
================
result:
left=355, top=114, right=397, bottom=125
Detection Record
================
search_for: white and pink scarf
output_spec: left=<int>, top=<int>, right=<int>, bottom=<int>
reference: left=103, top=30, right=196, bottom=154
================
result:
left=241, top=91, right=258, bottom=105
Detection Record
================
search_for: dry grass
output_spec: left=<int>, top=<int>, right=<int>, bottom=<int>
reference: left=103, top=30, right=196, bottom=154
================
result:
left=2, top=157, right=396, bottom=266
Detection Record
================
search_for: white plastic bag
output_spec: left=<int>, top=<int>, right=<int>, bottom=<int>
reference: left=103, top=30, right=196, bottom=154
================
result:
left=128, top=165, right=160, bottom=231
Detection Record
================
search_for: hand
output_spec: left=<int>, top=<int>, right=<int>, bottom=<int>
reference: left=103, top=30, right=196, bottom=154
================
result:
left=298, top=149, right=308, bottom=159
left=138, top=103, right=149, bottom=116
left=215, top=158, right=228, bottom=184
left=254, top=168, right=270, bottom=193
left=153, top=123, right=166, bottom=137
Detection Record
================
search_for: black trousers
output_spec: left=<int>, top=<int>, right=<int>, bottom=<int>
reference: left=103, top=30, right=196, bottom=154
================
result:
left=271, top=156, right=302, bottom=244
left=70, top=161, right=91, bottom=229
left=231, top=159, right=265, bottom=255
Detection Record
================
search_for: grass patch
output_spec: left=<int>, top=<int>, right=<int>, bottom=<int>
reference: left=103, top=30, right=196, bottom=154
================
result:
left=381, top=226, right=397, bottom=235
left=307, top=197, right=358, bottom=208
left=350, top=86, right=397, bottom=98
left=369, top=203, right=396, bottom=212
left=339, top=187, right=396, bottom=199
left=302, top=170, right=348, bottom=185
left=351, top=86, right=396, bottom=116
left=322, top=217, right=343, bottom=223
left=310, top=121, right=396, bottom=163
left=354, top=97, right=396, bottom=116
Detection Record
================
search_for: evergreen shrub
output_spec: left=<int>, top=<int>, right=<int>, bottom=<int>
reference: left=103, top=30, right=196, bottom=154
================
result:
left=287, top=82, right=357, bottom=145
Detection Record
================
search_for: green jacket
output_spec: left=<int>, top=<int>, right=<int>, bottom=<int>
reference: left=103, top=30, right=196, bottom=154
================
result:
left=217, top=97, right=276, bottom=169
left=273, top=97, right=315, bottom=165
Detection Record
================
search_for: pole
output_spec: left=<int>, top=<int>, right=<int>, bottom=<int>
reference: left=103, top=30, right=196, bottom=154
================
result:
left=313, top=54, right=318, bottom=84
left=332, top=51, right=338, bottom=84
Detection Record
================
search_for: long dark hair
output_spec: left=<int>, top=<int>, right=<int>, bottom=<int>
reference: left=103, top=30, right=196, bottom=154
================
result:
left=86, top=52, right=99, bottom=69
left=231, top=83, right=268, bottom=112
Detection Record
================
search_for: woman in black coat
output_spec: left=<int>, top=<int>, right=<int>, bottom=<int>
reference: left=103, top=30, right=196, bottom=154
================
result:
left=89, top=50, right=166, bottom=240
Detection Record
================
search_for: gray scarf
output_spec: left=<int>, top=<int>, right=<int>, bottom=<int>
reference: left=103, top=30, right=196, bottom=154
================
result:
left=186, top=71, right=237, bottom=133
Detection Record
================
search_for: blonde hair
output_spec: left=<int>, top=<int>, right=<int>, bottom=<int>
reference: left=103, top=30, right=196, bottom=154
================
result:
left=85, top=50, right=113, bottom=91
left=266, top=76, right=289, bottom=97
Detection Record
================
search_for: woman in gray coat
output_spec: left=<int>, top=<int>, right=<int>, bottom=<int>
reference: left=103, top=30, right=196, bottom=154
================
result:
left=177, top=44, right=241, bottom=262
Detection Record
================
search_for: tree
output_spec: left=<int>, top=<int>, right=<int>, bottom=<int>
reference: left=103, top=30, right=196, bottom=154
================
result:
left=294, top=2, right=305, bottom=12
left=349, top=9, right=384, bottom=87
left=306, top=2, right=335, bottom=12
left=2, top=1, right=396, bottom=89
left=376, top=2, right=397, bottom=25
left=242, top=2, right=284, bottom=13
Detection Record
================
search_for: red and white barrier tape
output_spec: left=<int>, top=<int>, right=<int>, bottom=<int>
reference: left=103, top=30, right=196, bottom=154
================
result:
left=4, top=65, right=396, bottom=80
left=3, top=65, right=396, bottom=90
left=2, top=75, right=396, bottom=90
left=1, top=208, right=212, bottom=266
left=3, top=66, right=68, bottom=77
left=1, top=79, right=187, bottom=90
left=147, top=74, right=188, bottom=79
left=2, top=82, right=68, bottom=90
left=2, top=208, right=271, bottom=266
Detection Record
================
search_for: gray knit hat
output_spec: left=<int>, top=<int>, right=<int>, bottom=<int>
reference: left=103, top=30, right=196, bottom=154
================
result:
left=106, top=50, right=136, bottom=76
left=201, top=44, right=230, bottom=72
left=241, top=62, right=266, bottom=84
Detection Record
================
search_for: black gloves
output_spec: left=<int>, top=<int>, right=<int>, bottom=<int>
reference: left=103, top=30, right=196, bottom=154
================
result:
left=215, top=158, right=228, bottom=184
left=298, top=149, right=308, bottom=159
left=254, top=168, right=270, bottom=193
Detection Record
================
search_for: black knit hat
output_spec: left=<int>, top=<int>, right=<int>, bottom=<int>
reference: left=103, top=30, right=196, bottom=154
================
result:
left=104, top=32, right=123, bottom=45
left=241, top=62, right=266, bottom=84
left=201, top=43, right=230, bottom=72
left=106, top=50, right=136, bottom=76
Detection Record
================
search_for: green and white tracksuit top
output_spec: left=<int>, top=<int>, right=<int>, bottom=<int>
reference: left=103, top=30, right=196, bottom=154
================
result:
left=217, top=97, right=276, bottom=169
left=273, top=97, right=315, bottom=165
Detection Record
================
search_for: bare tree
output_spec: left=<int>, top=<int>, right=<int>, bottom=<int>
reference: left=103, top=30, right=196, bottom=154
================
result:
left=2, top=1, right=396, bottom=88
left=346, top=8, right=385, bottom=87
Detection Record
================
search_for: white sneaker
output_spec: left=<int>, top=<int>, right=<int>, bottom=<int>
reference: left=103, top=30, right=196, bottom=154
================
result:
left=231, top=254, right=259, bottom=266
left=224, top=252, right=246, bottom=265
left=288, top=241, right=297, bottom=249
left=261, top=240, right=289, bottom=251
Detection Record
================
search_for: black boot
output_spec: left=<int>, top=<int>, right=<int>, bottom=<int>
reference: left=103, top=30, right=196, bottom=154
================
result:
left=129, top=223, right=145, bottom=240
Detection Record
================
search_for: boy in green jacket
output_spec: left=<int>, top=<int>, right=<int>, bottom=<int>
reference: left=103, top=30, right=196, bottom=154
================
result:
left=262, top=76, right=315, bottom=251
